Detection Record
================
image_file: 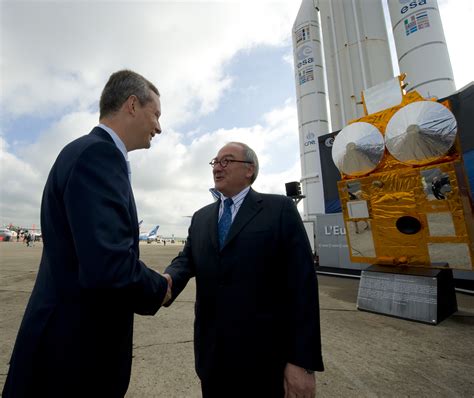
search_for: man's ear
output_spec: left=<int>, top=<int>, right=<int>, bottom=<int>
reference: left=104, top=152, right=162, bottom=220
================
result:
left=125, top=95, right=138, bottom=115
left=246, top=164, right=255, bottom=179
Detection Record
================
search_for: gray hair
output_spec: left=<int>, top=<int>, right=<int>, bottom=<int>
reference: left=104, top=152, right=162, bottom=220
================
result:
left=99, top=70, right=160, bottom=119
left=229, top=142, right=259, bottom=184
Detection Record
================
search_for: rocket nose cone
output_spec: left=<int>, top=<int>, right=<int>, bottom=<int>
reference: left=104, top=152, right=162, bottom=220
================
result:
left=294, top=0, right=319, bottom=25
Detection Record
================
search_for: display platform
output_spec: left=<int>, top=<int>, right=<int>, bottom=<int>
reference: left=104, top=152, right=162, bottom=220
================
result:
left=356, top=264, right=458, bottom=324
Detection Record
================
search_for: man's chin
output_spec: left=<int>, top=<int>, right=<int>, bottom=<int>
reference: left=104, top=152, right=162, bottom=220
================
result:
left=214, top=182, right=225, bottom=193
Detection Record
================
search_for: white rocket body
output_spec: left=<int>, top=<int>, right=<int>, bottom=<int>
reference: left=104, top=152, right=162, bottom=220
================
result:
left=317, top=0, right=394, bottom=131
left=293, top=0, right=329, bottom=219
left=292, top=0, right=457, bottom=222
left=387, top=0, right=455, bottom=98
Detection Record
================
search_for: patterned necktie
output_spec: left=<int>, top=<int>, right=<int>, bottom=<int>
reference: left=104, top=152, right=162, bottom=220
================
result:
left=218, top=198, right=233, bottom=249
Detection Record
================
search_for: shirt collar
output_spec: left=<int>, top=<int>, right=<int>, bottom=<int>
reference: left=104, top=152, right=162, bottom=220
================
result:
left=219, top=186, right=251, bottom=203
left=98, top=123, right=128, bottom=161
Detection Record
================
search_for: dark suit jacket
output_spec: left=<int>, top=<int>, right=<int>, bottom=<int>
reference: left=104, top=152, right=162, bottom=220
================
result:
left=165, top=188, right=323, bottom=388
left=2, top=127, right=168, bottom=398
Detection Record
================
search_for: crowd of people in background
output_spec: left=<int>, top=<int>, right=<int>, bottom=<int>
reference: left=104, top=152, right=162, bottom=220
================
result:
left=0, top=229, right=40, bottom=246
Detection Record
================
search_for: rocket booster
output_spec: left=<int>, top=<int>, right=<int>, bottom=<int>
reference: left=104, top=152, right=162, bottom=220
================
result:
left=292, top=0, right=330, bottom=219
left=387, top=0, right=455, bottom=98
left=317, top=0, right=394, bottom=131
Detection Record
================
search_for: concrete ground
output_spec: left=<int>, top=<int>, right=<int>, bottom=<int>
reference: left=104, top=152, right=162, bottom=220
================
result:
left=1, top=242, right=473, bottom=397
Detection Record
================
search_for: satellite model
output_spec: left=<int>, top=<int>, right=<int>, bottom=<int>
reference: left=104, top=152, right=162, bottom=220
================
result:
left=332, top=76, right=474, bottom=270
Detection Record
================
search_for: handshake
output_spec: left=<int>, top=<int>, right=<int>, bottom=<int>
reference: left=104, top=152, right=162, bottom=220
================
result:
left=161, top=273, right=173, bottom=306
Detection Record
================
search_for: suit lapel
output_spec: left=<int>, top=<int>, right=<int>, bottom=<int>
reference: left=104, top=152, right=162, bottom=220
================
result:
left=209, top=200, right=220, bottom=252
left=222, top=188, right=262, bottom=250
left=129, top=192, right=140, bottom=244
left=92, top=126, right=139, bottom=244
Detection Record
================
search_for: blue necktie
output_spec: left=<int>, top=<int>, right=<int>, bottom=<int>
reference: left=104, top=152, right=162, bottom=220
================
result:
left=218, top=198, right=233, bottom=249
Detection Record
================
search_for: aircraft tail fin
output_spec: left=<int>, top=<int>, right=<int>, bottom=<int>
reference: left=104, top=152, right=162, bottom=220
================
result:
left=148, top=225, right=160, bottom=237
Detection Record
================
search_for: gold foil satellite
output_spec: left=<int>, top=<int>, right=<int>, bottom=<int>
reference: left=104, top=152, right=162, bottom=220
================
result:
left=334, top=78, right=474, bottom=270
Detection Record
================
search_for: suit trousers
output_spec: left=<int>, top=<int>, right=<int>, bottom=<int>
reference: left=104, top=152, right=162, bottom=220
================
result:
left=200, top=366, right=285, bottom=398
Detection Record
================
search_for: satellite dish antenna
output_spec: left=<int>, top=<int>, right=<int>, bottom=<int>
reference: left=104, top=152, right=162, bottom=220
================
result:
left=332, top=122, right=385, bottom=176
left=385, top=101, right=457, bottom=165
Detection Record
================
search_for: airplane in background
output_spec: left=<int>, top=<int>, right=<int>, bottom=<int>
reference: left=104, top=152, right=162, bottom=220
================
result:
left=139, top=225, right=160, bottom=244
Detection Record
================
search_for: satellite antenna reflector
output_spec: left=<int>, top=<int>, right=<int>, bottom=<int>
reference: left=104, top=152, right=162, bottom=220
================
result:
left=332, top=122, right=385, bottom=176
left=385, top=101, right=457, bottom=165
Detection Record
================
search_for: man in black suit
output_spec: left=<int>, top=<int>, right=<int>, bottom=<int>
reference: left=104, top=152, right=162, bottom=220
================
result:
left=165, top=142, right=324, bottom=397
left=2, top=70, right=172, bottom=398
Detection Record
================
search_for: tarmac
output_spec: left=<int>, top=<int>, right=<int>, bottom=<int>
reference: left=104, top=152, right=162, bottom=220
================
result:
left=0, top=241, right=473, bottom=397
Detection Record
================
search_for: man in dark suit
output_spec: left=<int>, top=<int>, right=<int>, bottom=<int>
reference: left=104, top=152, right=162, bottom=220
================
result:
left=165, top=142, right=324, bottom=397
left=2, top=70, right=172, bottom=398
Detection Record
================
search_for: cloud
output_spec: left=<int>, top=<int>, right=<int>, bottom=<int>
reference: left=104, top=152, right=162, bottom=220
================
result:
left=0, top=137, right=44, bottom=228
left=129, top=99, right=301, bottom=236
left=18, top=112, right=100, bottom=175
left=0, top=0, right=305, bottom=233
left=0, top=111, right=99, bottom=228
left=1, top=1, right=298, bottom=128
left=0, top=95, right=301, bottom=235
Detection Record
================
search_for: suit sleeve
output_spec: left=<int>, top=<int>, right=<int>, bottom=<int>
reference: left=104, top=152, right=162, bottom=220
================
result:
left=163, top=216, right=196, bottom=305
left=63, top=141, right=168, bottom=315
left=281, top=197, right=324, bottom=371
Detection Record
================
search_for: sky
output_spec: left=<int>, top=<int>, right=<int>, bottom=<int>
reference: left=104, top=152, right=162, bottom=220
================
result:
left=0, top=0, right=473, bottom=238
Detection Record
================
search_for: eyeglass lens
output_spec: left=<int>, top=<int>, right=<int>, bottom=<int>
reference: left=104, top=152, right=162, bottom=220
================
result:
left=210, top=158, right=229, bottom=168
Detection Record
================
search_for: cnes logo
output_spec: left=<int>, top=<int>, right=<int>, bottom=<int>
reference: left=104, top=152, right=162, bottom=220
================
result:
left=305, top=132, right=316, bottom=147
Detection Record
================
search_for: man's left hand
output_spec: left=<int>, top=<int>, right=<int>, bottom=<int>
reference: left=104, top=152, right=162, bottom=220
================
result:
left=283, top=362, right=316, bottom=398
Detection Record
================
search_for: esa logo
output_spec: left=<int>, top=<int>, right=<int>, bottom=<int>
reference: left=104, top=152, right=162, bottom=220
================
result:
left=399, top=0, right=427, bottom=14
left=296, top=44, right=314, bottom=69
left=305, top=132, right=316, bottom=147
left=324, top=137, right=334, bottom=147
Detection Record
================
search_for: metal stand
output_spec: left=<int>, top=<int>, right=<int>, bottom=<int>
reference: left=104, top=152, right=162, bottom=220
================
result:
left=289, top=194, right=305, bottom=206
left=357, top=265, right=458, bottom=325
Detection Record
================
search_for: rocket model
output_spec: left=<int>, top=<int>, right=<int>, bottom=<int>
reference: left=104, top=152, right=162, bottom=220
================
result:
left=292, top=0, right=330, bottom=219
left=387, top=0, right=455, bottom=99
left=317, top=0, right=394, bottom=131
left=293, top=0, right=456, bottom=221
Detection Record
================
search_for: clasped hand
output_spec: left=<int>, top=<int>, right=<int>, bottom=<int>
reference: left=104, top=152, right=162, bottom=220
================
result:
left=284, top=363, right=316, bottom=398
left=161, top=273, right=173, bottom=306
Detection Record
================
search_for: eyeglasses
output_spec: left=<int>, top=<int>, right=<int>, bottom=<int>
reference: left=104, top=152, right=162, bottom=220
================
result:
left=209, top=158, right=253, bottom=168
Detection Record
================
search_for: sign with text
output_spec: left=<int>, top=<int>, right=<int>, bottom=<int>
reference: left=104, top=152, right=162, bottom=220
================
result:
left=357, top=266, right=457, bottom=324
